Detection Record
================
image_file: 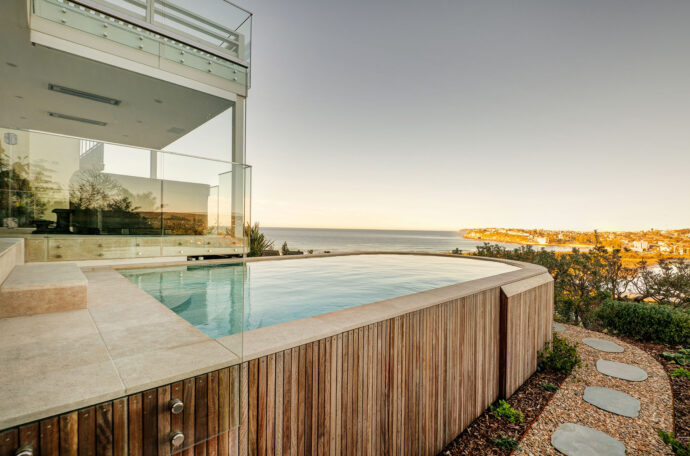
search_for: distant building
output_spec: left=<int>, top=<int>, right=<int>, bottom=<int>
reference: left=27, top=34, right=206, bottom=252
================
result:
left=632, top=240, right=649, bottom=251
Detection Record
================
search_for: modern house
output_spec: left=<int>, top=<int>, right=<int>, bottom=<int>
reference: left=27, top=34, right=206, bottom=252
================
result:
left=0, top=0, right=252, bottom=262
left=0, top=3, right=556, bottom=456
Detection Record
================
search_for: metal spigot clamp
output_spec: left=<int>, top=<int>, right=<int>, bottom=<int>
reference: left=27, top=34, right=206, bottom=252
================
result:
left=168, top=398, right=184, bottom=414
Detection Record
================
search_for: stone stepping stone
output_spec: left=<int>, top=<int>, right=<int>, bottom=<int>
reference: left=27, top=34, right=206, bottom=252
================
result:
left=553, top=323, right=565, bottom=332
left=551, top=423, right=626, bottom=456
left=583, top=386, right=640, bottom=418
left=582, top=338, right=624, bottom=353
left=597, top=359, right=648, bottom=382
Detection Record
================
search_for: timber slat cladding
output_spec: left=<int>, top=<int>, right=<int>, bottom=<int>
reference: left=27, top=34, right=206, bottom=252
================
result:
left=1, top=278, right=552, bottom=456
left=500, top=279, right=555, bottom=398
left=233, top=287, right=505, bottom=456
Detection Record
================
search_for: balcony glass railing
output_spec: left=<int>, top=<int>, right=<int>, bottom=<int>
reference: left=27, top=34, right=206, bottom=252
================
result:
left=75, top=0, right=252, bottom=65
left=0, top=128, right=251, bottom=262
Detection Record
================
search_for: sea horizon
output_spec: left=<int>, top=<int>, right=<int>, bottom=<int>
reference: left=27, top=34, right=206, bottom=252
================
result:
left=260, top=226, right=533, bottom=253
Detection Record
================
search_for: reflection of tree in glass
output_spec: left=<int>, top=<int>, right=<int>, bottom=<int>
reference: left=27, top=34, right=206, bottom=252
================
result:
left=70, top=170, right=127, bottom=210
left=0, top=145, right=59, bottom=226
left=69, top=170, right=155, bottom=235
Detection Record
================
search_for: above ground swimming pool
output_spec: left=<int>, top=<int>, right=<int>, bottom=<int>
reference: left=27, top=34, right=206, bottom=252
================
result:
left=120, top=254, right=519, bottom=338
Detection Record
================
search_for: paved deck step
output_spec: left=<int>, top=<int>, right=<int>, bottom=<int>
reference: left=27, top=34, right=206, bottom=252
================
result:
left=596, top=359, right=648, bottom=382
left=0, top=263, right=87, bottom=318
left=551, top=423, right=626, bottom=456
left=583, top=386, right=640, bottom=417
left=582, top=337, right=624, bottom=353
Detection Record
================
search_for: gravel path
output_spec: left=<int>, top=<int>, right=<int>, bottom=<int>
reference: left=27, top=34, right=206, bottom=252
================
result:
left=515, top=324, right=674, bottom=456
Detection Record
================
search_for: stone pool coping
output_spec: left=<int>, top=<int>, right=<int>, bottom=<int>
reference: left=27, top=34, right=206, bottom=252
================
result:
left=0, top=252, right=548, bottom=430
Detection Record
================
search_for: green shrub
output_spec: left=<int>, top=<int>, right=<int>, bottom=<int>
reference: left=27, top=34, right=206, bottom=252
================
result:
left=658, top=430, right=690, bottom=456
left=538, top=333, right=581, bottom=375
left=244, top=223, right=274, bottom=257
left=661, top=348, right=690, bottom=365
left=493, top=436, right=519, bottom=450
left=670, top=368, right=690, bottom=379
left=491, top=400, right=524, bottom=423
left=540, top=382, right=559, bottom=392
left=595, top=300, right=690, bottom=346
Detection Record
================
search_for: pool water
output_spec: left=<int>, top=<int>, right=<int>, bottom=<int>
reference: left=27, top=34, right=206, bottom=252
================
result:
left=120, top=254, right=518, bottom=338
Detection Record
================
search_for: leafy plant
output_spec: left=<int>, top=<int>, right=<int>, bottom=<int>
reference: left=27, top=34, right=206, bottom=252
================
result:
left=244, top=223, right=274, bottom=257
left=661, top=348, right=690, bottom=366
left=669, top=368, right=690, bottom=379
left=491, top=400, right=524, bottom=423
left=281, top=241, right=290, bottom=256
left=540, top=382, right=559, bottom=392
left=596, top=300, right=690, bottom=346
left=538, top=333, right=581, bottom=375
left=658, top=430, right=690, bottom=456
left=493, top=435, right=519, bottom=450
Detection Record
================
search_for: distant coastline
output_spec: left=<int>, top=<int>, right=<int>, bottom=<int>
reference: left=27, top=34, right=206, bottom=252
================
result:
left=460, top=230, right=590, bottom=251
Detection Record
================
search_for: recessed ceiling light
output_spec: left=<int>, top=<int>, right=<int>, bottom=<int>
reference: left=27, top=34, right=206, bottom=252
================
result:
left=48, top=112, right=107, bottom=126
left=48, top=84, right=121, bottom=106
left=154, top=99, right=163, bottom=104
left=6, top=62, right=17, bottom=67
left=15, top=95, right=23, bottom=99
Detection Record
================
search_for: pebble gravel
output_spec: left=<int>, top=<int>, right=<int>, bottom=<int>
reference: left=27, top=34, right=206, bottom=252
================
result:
left=515, top=324, right=674, bottom=456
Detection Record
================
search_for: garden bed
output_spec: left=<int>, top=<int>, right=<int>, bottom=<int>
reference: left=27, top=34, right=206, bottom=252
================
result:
left=620, top=337, right=690, bottom=447
left=438, top=369, right=567, bottom=455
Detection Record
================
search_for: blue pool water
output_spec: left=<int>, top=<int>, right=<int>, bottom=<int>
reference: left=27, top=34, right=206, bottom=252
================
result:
left=120, top=254, right=518, bottom=338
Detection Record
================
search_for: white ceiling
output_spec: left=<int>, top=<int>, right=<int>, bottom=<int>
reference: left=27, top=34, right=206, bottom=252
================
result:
left=0, top=1, right=232, bottom=150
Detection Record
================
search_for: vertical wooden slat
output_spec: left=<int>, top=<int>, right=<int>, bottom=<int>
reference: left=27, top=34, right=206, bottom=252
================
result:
left=290, top=347, right=298, bottom=456
left=241, top=362, right=250, bottom=456
left=59, top=412, right=78, bottom=456
left=95, top=402, right=113, bottom=456
left=335, top=334, right=342, bottom=456
left=219, top=370, right=230, bottom=456
left=310, top=342, right=318, bottom=456
left=281, top=350, right=291, bottom=456
left=329, top=335, right=337, bottom=456
left=182, top=378, right=196, bottom=456
left=275, top=351, right=283, bottom=456
left=128, top=395, right=143, bottom=456
left=157, top=385, right=171, bottom=456
left=360, top=326, right=366, bottom=455
left=257, top=357, right=267, bottom=456
left=40, top=417, right=59, bottom=455
left=340, top=332, right=348, bottom=456
left=207, top=371, right=219, bottom=456
left=19, top=423, right=39, bottom=456
left=297, top=345, right=306, bottom=456
left=170, top=382, right=184, bottom=455
left=0, top=429, right=18, bottom=456
left=230, top=365, right=240, bottom=456
left=78, top=407, right=95, bottom=456
left=112, top=399, right=127, bottom=456
left=317, top=338, right=326, bottom=456
left=195, top=375, right=209, bottom=456
left=142, top=390, right=158, bottom=456
left=266, top=354, right=275, bottom=456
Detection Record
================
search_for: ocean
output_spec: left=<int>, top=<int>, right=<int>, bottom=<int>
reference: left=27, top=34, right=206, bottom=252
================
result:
left=260, top=227, right=525, bottom=253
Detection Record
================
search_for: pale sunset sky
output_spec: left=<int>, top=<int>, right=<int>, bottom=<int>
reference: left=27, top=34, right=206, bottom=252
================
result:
left=242, top=0, right=690, bottom=231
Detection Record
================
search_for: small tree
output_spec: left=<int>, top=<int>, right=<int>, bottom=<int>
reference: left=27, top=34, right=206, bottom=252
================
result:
left=281, top=241, right=290, bottom=256
left=634, top=258, right=690, bottom=307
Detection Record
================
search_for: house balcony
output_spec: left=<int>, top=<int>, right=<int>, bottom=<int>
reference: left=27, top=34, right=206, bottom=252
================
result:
left=0, top=127, right=251, bottom=263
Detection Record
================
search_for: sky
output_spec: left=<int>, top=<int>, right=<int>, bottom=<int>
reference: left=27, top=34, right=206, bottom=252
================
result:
left=241, top=0, right=690, bottom=231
